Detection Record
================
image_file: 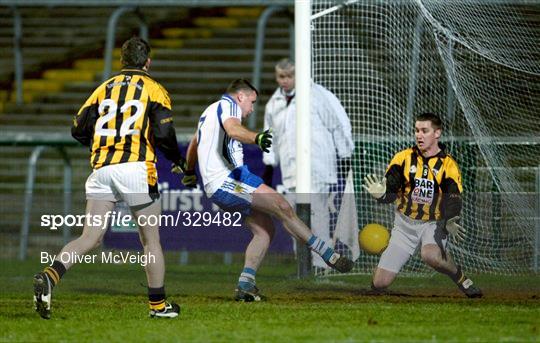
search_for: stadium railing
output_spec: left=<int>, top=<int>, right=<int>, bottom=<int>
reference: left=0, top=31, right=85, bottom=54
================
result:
left=0, top=132, right=77, bottom=260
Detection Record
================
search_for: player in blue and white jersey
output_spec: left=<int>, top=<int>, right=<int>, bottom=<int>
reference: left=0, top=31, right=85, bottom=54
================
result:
left=180, top=79, right=354, bottom=301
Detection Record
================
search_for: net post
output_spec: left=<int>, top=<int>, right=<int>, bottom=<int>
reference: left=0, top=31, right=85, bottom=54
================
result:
left=295, top=0, right=312, bottom=278
left=296, top=201, right=312, bottom=278
left=535, top=165, right=540, bottom=273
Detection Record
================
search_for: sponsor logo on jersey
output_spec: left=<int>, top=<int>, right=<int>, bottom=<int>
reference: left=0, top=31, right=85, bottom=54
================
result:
left=411, top=177, right=434, bottom=205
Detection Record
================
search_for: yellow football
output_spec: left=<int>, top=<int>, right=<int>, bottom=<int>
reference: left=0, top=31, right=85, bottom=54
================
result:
left=359, top=223, right=390, bottom=255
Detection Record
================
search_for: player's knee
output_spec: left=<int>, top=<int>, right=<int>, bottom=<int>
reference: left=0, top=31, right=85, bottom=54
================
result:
left=274, top=197, right=294, bottom=220
left=372, top=276, right=391, bottom=290
left=421, top=250, right=442, bottom=269
left=253, top=231, right=272, bottom=247
left=372, top=266, right=396, bottom=289
left=139, top=229, right=160, bottom=247
left=252, top=223, right=275, bottom=243
left=81, top=233, right=103, bottom=250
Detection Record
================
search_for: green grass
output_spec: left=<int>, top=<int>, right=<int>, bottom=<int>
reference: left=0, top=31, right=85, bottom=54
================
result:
left=0, top=258, right=539, bottom=342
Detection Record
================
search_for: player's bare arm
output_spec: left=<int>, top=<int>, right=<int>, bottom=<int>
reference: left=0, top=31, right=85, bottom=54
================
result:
left=223, top=118, right=272, bottom=153
left=185, top=133, right=198, bottom=171
left=222, top=118, right=257, bottom=144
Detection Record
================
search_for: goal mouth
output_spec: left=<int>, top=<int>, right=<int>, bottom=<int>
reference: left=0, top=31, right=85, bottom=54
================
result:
left=310, top=0, right=540, bottom=276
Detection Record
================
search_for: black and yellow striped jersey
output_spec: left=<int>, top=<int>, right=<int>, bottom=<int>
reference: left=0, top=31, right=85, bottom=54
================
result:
left=72, top=68, right=183, bottom=169
left=378, top=144, right=463, bottom=221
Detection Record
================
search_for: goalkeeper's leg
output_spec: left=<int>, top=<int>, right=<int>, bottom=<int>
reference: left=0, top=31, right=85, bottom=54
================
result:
left=132, top=200, right=179, bottom=317
left=33, top=199, right=114, bottom=319
left=234, top=210, right=274, bottom=302
left=421, top=244, right=483, bottom=298
left=251, top=184, right=353, bottom=273
left=372, top=242, right=411, bottom=293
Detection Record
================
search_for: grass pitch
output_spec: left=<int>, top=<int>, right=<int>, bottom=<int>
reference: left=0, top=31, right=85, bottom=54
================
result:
left=0, top=258, right=538, bottom=342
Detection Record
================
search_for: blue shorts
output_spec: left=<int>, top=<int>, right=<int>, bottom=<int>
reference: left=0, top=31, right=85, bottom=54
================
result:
left=210, top=166, right=263, bottom=217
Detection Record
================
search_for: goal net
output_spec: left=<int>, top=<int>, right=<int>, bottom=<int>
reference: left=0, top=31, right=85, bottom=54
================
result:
left=311, top=0, right=540, bottom=275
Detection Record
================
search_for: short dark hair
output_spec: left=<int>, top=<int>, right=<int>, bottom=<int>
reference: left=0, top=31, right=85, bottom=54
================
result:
left=121, top=37, right=151, bottom=68
left=226, top=78, right=259, bottom=96
left=416, top=112, right=442, bottom=130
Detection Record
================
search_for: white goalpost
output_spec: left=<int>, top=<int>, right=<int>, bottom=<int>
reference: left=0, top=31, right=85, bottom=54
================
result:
left=295, top=0, right=313, bottom=277
left=295, top=0, right=312, bottom=196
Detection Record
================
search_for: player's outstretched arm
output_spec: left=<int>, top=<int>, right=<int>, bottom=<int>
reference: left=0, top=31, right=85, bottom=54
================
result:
left=223, top=118, right=272, bottom=152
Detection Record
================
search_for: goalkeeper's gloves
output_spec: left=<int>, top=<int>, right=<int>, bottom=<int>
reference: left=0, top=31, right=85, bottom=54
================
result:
left=445, top=216, right=466, bottom=242
left=362, top=174, right=386, bottom=199
left=255, top=129, right=272, bottom=153
left=181, top=170, right=198, bottom=189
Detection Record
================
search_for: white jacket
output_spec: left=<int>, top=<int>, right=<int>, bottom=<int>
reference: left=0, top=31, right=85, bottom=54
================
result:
left=263, top=83, right=353, bottom=190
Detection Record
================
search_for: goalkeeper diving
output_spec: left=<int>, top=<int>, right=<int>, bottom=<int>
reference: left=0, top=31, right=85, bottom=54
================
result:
left=363, top=112, right=482, bottom=298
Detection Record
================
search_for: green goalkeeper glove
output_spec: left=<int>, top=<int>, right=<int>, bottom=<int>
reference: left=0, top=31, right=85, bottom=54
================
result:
left=255, top=129, right=272, bottom=153
left=362, top=174, right=386, bottom=199
left=445, top=216, right=466, bottom=242
left=181, top=170, right=198, bottom=189
left=171, top=160, right=187, bottom=174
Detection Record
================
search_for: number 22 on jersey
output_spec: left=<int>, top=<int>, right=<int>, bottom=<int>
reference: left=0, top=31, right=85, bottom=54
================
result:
left=95, top=99, right=144, bottom=137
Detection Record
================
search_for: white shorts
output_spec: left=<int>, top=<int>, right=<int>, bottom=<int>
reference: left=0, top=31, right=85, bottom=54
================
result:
left=85, top=161, right=159, bottom=207
left=209, top=166, right=263, bottom=216
left=378, top=211, right=447, bottom=273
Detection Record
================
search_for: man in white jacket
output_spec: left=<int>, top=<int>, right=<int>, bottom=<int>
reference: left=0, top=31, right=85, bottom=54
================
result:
left=263, top=58, right=354, bottom=269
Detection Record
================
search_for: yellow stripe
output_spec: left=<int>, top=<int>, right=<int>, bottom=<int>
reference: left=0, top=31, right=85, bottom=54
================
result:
left=110, top=83, right=137, bottom=164
left=128, top=81, right=148, bottom=162
left=45, top=267, right=59, bottom=282
left=88, top=74, right=173, bottom=168
left=146, top=161, right=157, bottom=187
left=104, top=83, right=121, bottom=165
left=149, top=300, right=166, bottom=310
left=44, top=267, right=59, bottom=284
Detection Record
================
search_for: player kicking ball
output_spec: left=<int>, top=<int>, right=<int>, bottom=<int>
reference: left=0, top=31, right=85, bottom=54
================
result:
left=363, top=112, right=482, bottom=298
left=178, top=79, right=353, bottom=301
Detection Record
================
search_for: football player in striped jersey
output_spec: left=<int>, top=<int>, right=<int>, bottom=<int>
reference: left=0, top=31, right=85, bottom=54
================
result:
left=33, top=37, right=183, bottom=319
left=363, top=112, right=482, bottom=298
